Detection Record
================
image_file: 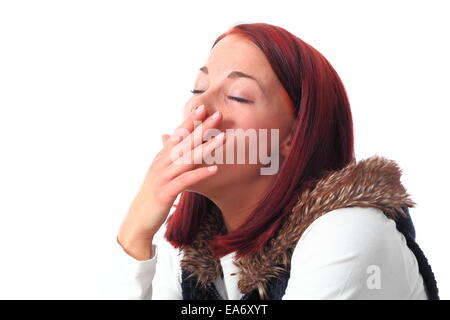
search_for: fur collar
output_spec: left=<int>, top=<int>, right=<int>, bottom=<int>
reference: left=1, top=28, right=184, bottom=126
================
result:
left=179, top=155, right=416, bottom=298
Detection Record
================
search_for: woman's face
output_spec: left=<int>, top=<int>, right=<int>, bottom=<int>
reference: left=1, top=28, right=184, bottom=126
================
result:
left=182, top=34, right=295, bottom=195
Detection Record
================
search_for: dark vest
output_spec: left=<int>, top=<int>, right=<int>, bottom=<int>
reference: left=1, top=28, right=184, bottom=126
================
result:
left=181, top=206, right=439, bottom=300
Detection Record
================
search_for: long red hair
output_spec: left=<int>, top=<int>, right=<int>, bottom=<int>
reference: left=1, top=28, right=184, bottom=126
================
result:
left=164, top=23, right=355, bottom=259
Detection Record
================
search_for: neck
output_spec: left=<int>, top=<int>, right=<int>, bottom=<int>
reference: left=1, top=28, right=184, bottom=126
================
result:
left=207, top=174, right=276, bottom=233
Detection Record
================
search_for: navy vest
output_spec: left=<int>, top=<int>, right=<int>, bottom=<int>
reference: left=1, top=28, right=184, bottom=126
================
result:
left=181, top=207, right=439, bottom=300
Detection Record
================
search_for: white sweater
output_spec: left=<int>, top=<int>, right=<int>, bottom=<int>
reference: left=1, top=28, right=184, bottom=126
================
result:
left=114, top=206, right=428, bottom=300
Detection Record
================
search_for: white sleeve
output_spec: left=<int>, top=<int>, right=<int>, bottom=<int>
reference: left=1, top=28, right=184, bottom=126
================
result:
left=114, top=235, right=183, bottom=300
left=282, top=206, right=428, bottom=300
left=113, top=236, right=157, bottom=299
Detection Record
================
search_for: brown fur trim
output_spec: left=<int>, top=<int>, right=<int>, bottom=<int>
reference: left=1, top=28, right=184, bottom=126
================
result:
left=179, top=155, right=417, bottom=298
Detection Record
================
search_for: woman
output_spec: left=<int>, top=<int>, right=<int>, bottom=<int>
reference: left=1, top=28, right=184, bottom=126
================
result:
left=116, top=23, right=439, bottom=300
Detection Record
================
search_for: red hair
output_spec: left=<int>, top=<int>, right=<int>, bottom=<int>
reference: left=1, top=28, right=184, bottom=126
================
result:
left=164, top=23, right=355, bottom=259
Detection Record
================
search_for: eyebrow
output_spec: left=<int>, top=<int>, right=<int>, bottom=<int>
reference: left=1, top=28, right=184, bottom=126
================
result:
left=199, top=66, right=264, bottom=93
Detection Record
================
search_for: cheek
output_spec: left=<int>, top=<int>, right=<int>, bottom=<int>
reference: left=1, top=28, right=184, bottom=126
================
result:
left=233, top=112, right=280, bottom=137
left=226, top=110, right=262, bottom=130
left=230, top=109, right=289, bottom=157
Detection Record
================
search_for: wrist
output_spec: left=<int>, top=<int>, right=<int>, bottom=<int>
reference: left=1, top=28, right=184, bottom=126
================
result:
left=117, top=235, right=153, bottom=261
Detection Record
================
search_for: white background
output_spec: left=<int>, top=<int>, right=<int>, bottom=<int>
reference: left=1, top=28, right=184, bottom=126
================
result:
left=0, top=0, right=448, bottom=299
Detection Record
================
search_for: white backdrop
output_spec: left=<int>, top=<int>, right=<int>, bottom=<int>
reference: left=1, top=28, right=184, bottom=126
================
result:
left=0, top=0, right=448, bottom=299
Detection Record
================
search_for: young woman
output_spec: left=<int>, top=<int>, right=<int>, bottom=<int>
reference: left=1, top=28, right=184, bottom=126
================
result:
left=116, top=23, right=439, bottom=300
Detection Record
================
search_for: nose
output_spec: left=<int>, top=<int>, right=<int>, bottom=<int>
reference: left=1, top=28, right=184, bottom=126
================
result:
left=188, top=82, right=226, bottom=123
left=203, top=104, right=219, bottom=119
left=189, top=103, right=216, bottom=119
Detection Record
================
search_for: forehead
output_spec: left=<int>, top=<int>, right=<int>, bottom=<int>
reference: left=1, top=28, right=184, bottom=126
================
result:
left=204, top=35, right=276, bottom=89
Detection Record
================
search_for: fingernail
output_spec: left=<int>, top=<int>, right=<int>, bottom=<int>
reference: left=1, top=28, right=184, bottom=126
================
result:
left=215, top=132, right=224, bottom=140
left=195, top=104, right=204, bottom=113
left=211, top=110, right=220, bottom=119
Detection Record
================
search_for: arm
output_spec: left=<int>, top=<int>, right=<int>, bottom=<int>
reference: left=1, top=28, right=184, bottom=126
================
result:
left=282, top=206, right=428, bottom=300
left=114, top=106, right=224, bottom=299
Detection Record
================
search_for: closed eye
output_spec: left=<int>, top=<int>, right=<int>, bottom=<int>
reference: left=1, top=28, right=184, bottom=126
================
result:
left=190, top=89, right=253, bottom=104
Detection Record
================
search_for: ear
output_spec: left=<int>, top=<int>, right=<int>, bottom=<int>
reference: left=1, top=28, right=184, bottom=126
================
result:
left=279, top=131, right=293, bottom=158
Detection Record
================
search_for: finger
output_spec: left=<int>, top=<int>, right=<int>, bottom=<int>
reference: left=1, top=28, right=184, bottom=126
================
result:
left=171, top=110, right=222, bottom=159
left=166, top=164, right=218, bottom=196
left=165, top=131, right=226, bottom=180
left=161, top=134, right=170, bottom=146
left=165, top=104, right=207, bottom=148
